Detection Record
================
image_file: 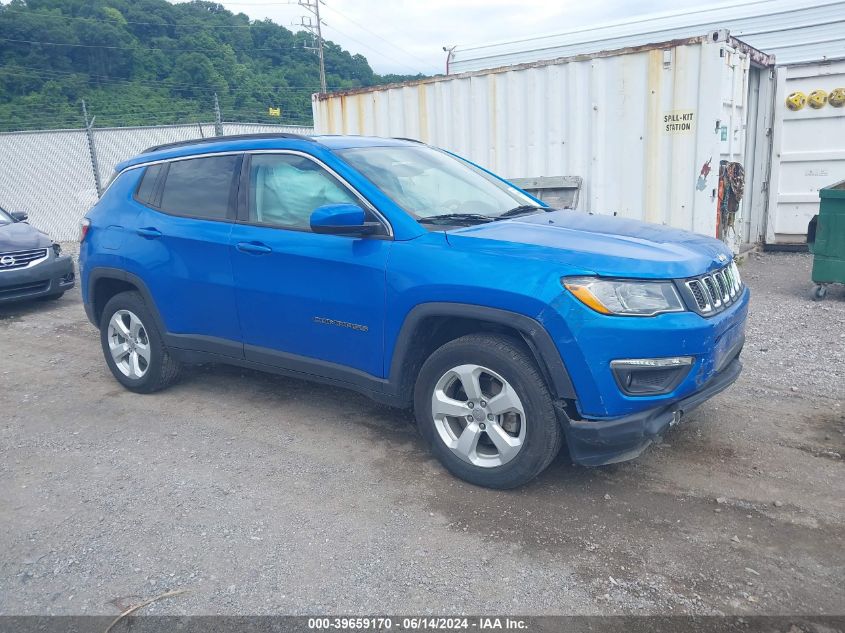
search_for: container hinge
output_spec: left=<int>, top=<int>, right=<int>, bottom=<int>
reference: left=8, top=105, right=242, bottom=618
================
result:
left=715, top=119, right=721, bottom=133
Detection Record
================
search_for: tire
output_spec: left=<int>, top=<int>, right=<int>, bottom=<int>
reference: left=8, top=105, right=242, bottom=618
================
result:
left=414, top=333, right=563, bottom=489
left=99, top=290, right=182, bottom=393
left=813, top=285, right=827, bottom=301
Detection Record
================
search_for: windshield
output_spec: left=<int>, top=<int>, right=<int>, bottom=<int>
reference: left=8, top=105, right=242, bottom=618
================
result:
left=337, top=145, right=540, bottom=221
left=0, top=207, right=12, bottom=225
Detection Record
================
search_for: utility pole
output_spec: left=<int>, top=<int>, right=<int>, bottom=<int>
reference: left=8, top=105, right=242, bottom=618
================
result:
left=299, top=0, right=327, bottom=93
left=213, top=92, right=223, bottom=137
left=81, top=99, right=102, bottom=197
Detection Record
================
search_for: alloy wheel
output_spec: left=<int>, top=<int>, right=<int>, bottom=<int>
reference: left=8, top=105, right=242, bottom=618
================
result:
left=107, top=309, right=151, bottom=379
left=430, top=364, right=526, bottom=468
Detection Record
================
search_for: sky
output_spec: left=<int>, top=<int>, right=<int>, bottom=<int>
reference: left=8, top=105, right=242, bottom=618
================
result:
left=211, top=0, right=714, bottom=75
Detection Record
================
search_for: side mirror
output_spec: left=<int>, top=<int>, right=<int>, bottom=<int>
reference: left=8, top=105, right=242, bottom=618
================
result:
left=10, top=211, right=28, bottom=222
left=310, top=204, right=381, bottom=236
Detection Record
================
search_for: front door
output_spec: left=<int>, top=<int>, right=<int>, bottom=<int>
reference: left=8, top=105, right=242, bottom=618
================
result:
left=229, top=152, right=392, bottom=381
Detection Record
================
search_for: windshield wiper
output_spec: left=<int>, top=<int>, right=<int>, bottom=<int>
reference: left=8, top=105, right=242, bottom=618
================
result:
left=496, top=205, right=549, bottom=219
left=418, top=213, right=495, bottom=226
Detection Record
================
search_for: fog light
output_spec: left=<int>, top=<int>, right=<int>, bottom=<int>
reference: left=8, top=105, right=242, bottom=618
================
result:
left=610, top=356, right=693, bottom=396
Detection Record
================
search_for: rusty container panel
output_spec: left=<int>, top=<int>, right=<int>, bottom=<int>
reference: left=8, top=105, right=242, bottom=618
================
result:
left=313, top=32, right=770, bottom=246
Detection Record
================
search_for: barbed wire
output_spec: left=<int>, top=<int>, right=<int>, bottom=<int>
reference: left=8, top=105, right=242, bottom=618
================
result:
left=0, top=106, right=315, bottom=130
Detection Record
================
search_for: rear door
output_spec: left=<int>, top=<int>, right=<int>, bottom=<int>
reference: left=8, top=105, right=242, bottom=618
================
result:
left=229, top=151, right=392, bottom=379
left=129, top=153, right=244, bottom=357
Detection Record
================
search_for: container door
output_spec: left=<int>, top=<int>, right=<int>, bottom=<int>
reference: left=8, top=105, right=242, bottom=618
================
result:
left=717, top=46, right=751, bottom=252
left=765, top=61, right=845, bottom=246
left=742, top=66, right=776, bottom=247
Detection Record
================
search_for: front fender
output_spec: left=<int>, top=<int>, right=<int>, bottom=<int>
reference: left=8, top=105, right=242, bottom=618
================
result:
left=386, top=302, right=576, bottom=402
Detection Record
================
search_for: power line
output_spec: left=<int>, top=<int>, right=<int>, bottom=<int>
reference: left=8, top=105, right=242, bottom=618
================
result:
left=0, top=36, right=295, bottom=53
left=321, top=22, right=424, bottom=77
left=320, top=3, right=436, bottom=73
left=1, top=33, right=428, bottom=76
left=0, top=7, right=261, bottom=28
left=1, top=66, right=330, bottom=93
left=0, top=6, right=433, bottom=76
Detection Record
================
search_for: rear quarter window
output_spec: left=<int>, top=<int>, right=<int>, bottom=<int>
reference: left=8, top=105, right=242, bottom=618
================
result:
left=135, top=164, right=163, bottom=206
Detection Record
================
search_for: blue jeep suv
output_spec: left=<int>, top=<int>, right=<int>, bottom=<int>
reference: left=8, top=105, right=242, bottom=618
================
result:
left=80, top=133, right=748, bottom=488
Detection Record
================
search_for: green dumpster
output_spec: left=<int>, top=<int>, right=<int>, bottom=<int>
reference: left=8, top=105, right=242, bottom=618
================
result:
left=807, top=179, right=845, bottom=300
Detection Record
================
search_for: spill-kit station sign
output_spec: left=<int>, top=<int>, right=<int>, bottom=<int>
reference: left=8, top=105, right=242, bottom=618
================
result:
left=664, top=110, right=695, bottom=133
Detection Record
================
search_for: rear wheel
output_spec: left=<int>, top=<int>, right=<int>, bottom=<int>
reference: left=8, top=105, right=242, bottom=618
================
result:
left=414, top=333, right=562, bottom=489
left=100, top=291, right=182, bottom=393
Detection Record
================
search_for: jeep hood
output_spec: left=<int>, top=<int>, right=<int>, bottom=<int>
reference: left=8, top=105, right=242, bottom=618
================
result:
left=446, top=210, right=733, bottom=279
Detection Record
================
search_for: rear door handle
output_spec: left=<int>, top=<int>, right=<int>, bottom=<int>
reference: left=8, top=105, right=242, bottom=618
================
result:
left=236, top=241, right=272, bottom=255
left=136, top=227, right=162, bottom=239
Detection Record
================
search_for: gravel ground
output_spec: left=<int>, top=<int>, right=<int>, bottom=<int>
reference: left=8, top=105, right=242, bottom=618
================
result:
left=0, top=250, right=843, bottom=616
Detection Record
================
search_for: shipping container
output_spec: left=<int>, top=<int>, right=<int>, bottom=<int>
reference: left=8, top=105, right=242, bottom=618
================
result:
left=449, top=0, right=845, bottom=73
left=313, top=32, right=775, bottom=252
left=766, top=59, right=845, bottom=245
left=444, top=0, right=845, bottom=246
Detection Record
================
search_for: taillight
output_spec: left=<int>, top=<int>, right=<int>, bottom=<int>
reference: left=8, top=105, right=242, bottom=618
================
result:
left=80, top=218, right=90, bottom=242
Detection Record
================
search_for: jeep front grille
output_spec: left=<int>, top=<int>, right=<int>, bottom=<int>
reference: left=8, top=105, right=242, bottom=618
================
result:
left=703, top=276, right=721, bottom=308
left=682, top=263, right=743, bottom=316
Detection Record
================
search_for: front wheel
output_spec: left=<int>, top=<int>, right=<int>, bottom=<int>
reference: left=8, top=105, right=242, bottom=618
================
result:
left=99, top=291, right=182, bottom=393
left=414, top=333, right=563, bottom=489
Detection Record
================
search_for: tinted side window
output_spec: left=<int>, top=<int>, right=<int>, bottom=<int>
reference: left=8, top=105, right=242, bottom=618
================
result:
left=248, top=154, right=358, bottom=230
left=159, top=155, right=239, bottom=219
left=135, top=164, right=163, bottom=205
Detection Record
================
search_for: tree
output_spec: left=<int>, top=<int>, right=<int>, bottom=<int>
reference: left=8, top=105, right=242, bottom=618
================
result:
left=0, top=0, right=428, bottom=130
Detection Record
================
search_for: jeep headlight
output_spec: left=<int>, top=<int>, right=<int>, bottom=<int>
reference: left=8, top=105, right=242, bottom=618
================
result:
left=563, top=277, right=685, bottom=316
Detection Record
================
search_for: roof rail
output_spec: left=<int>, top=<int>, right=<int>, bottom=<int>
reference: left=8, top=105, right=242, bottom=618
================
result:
left=143, top=132, right=313, bottom=153
left=392, top=137, right=424, bottom=144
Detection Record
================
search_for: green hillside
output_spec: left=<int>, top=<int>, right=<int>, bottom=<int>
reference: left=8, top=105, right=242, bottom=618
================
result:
left=0, top=0, right=424, bottom=131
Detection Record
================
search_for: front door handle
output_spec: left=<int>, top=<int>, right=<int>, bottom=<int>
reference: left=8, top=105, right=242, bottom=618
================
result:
left=236, top=241, right=272, bottom=255
left=136, top=227, right=162, bottom=239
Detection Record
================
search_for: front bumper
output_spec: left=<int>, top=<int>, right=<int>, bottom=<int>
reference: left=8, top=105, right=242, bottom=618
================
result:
left=564, top=355, right=742, bottom=466
left=0, top=254, right=75, bottom=303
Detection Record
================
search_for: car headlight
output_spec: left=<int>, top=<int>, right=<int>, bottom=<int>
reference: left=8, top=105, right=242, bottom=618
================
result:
left=52, top=242, right=62, bottom=257
left=563, top=276, right=685, bottom=316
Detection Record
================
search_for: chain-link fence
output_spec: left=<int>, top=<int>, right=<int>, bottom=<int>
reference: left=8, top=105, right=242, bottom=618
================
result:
left=0, top=121, right=314, bottom=241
